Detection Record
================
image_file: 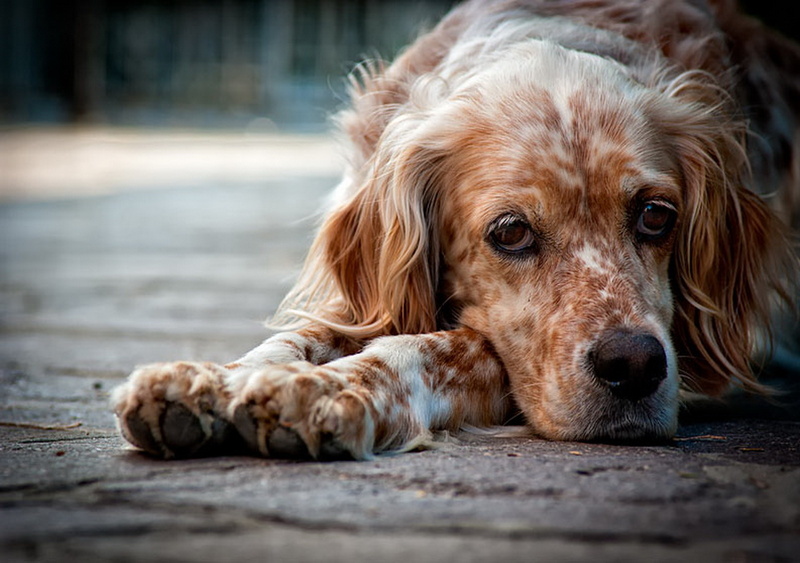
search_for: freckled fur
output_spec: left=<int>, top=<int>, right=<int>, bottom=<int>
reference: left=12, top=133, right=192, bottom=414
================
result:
left=114, top=0, right=798, bottom=459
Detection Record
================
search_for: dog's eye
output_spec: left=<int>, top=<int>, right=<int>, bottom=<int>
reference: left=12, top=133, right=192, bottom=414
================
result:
left=636, top=203, right=676, bottom=240
left=488, top=215, right=537, bottom=254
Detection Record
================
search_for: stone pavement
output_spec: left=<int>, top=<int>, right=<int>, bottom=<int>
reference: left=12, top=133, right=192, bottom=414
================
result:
left=1, top=127, right=799, bottom=562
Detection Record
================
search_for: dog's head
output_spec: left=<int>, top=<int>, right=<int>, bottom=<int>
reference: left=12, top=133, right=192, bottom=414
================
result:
left=294, top=41, right=791, bottom=441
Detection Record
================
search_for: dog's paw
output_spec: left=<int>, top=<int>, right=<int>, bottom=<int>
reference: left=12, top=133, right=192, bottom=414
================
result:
left=229, top=362, right=376, bottom=460
left=111, top=362, right=240, bottom=458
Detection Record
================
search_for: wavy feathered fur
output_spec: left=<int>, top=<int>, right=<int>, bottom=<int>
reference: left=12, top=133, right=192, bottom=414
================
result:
left=273, top=0, right=798, bottom=399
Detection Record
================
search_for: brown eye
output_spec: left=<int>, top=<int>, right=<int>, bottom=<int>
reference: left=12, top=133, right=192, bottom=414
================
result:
left=488, top=215, right=537, bottom=254
left=636, top=202, right=676, bottom=240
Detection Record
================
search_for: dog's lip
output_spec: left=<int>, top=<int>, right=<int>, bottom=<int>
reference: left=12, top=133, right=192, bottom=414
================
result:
left=526, top=393, right=679, bottom=442
left=584, top=407, right=678, bottom=442
left=533, top=413, right=678, bottom=442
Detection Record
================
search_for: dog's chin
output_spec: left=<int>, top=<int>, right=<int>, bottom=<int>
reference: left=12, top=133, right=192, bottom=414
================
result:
left=533, top=417, right=679, bottom=445
left=526, top=390, right=680, bottom=445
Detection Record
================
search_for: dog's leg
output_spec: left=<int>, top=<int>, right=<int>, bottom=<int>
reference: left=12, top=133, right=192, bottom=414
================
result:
left=113, top=327, right=509, bottom=460
left=227, top=327, right=511, bottom=460
left=111, top=327, right=360, bottom=458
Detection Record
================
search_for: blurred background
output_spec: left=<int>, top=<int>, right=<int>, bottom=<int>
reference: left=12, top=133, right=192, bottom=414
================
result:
left=0, top=0, right=457, bottom=201
left=0, top=0, right=457, bottom=131
left=0, top=0, right=796, bottom=132
left=0, top=0, right=794, bottom=202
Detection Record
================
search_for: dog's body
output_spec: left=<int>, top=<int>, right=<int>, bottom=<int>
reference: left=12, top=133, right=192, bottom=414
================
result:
left=113, top=0, right=799, bottom=459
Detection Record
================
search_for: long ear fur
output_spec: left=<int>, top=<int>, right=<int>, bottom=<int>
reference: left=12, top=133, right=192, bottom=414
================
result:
left=272, top=137, right=445, bottom=339
left=653, top=71, right=796, bottom=395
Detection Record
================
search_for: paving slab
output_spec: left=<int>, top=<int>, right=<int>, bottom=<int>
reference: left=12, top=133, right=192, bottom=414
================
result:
left=1, top=128, right=799, bottom=562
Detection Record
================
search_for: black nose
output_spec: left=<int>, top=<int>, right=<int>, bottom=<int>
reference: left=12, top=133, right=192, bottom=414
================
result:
left=589, top=330, right=667, bottom=401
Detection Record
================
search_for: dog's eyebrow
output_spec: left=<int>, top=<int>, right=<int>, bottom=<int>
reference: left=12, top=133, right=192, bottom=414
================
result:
left=621, top=173, right=680, bottom=198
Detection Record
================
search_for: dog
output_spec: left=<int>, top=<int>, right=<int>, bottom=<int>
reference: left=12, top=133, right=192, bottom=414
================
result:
left=112, top=0, right=799, bottom=460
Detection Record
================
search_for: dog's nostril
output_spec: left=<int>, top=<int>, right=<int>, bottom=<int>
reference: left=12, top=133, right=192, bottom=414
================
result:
left=590, top=330, right=667, bottom=401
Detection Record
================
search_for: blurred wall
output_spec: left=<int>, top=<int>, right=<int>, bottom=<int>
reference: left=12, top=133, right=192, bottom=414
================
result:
left=1, top=0, right=796, bottom=131
left=0, top=0, right=455, bottom=131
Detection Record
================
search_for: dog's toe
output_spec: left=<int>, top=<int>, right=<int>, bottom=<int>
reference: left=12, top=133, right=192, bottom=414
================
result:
left=232, top=403, right=260, bottom=453
left=268, top=426, right=311, bottom=459
left=122, top=409, right=163, bottom=456
left=317, top=435, right=352, bottom=460
left=161, top=402, right=245, bottom=458
left=112, top=362, right=240, bottom=459
left=161, top=402, right=209, bottom=456
left=231, top=403, right=310, bottom=458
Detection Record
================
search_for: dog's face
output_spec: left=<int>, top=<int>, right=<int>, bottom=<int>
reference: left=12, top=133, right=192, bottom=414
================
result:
left=316, top=41, right=784, bottom=443
left=436, top=50, right=682, bottom=440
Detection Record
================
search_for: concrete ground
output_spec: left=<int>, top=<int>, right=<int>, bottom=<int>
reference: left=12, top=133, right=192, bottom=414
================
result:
left=1, top=127, right=799, bottom=563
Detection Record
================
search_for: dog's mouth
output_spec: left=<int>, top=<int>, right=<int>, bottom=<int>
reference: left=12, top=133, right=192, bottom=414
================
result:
left=508, top=328, right=680, bottom=443
left=526, top=393, right=680, bottom=443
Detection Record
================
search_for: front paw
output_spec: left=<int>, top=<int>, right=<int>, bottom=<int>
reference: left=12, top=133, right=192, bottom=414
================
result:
left=111, top=362, right=240, bottom=458
left=229, top=362, right=376, bottom=460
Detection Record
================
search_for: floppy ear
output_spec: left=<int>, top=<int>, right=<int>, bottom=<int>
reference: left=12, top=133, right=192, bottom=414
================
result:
left=274, top=138, right=445, bottom=339
left=655, top=75, right=795, bottom=395
left=322, top=145, right=443, bottom=336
